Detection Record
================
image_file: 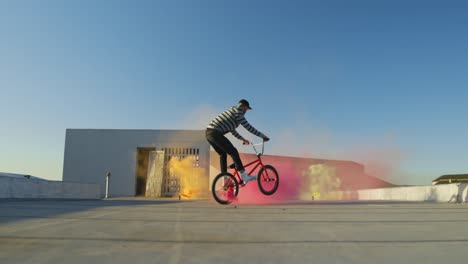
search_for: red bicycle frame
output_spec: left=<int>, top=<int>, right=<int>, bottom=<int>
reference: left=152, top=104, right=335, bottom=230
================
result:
left=229, top=141, right=269, bottom=185
left=232, top=157, right=264, bottom=184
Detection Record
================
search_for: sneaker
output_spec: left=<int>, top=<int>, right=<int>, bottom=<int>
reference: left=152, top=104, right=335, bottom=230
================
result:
left=241, top=171, right=257, bottom=184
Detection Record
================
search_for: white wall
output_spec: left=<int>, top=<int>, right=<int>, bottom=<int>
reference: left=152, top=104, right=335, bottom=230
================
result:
left=336, top=183, right=468, bottom=203
left=62, top=129, right=210, bottom=197
left=0, top=176, right=100, bottom=199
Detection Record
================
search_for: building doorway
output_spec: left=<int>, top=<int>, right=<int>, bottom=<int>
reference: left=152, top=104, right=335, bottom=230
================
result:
left=135, top=146, right=205, bottom=198
left=135, top=147, right=156, bottom=196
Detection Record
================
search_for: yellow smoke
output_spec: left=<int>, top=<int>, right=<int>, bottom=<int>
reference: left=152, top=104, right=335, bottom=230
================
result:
left=168, top=156, right=207, bottom=199
left=299, top=164, right=342, bottom=200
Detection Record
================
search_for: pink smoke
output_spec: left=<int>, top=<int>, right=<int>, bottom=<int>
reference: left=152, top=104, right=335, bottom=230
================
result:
left=234, top=160, right=302, bottom=205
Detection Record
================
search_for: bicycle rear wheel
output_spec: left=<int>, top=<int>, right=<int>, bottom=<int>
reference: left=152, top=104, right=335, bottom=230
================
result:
left=212, top=172, right=239, bottom=204
left=257, top=165, right=279, bottom=195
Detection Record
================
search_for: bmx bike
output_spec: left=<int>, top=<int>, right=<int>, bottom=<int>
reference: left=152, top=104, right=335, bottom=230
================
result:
left=211, top=140, right=279, bottom=204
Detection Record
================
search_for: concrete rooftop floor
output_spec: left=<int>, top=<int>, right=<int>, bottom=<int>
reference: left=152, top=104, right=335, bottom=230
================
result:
left=1, top=198, right=468, bottom=263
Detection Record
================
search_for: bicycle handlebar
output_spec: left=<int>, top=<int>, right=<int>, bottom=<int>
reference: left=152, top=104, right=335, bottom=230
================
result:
left=248, top=140, right=267, bottom=155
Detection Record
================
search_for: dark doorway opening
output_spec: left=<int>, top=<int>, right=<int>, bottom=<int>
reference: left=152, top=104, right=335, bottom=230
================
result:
left=135, top=147, right=156, bottom=196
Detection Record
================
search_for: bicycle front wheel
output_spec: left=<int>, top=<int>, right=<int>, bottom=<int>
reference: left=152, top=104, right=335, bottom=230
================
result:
left=257, top=165, right=279, bottom=195
left=212, top=172, right=239, bottom=205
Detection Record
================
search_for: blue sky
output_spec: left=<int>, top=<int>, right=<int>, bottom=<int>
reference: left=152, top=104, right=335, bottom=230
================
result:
left=1, top=0, right=467, bottom=184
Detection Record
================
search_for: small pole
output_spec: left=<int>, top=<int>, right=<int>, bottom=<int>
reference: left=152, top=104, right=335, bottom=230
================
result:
left=105, top=171, right=111, bottom=199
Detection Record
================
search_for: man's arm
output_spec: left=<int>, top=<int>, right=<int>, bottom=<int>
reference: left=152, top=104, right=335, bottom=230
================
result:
left=231, top=130, right=247, bottom=142
left=235, top=114, right=267, bottom=139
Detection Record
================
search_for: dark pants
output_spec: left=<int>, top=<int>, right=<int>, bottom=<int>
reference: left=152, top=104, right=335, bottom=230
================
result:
left=205, top=128, right=245, bottom=173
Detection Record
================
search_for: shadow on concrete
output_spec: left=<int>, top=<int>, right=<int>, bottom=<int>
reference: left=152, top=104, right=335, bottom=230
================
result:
left=0, top=198, right=187, bottom=225
left=2, top=198, right=463, bottom=226
left=2, top=235, right=468, bottom=244
left=448, top=184, right=468, bottom=203
left=428, top=187, right=438, bottom=202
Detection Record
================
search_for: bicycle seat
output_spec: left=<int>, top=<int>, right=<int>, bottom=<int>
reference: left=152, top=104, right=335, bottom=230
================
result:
left=228, top=163, right=236, bottom=169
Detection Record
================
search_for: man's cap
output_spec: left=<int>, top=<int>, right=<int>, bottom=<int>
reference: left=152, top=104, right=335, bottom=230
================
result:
left=238, top=99, right=252, bottom=110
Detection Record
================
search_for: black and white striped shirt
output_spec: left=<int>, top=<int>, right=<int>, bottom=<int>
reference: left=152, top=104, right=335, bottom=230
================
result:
left=207, top=105, right=266, bottom=141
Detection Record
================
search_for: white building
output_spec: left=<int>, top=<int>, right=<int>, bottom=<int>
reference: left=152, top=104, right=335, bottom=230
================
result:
left=63, top=129, right=210, bottom=197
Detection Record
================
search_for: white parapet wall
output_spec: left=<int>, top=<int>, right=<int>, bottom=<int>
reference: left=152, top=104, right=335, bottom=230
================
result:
left=0, top=176, right=101, bottom=199
left=337, top=183, right=468, bottom=203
